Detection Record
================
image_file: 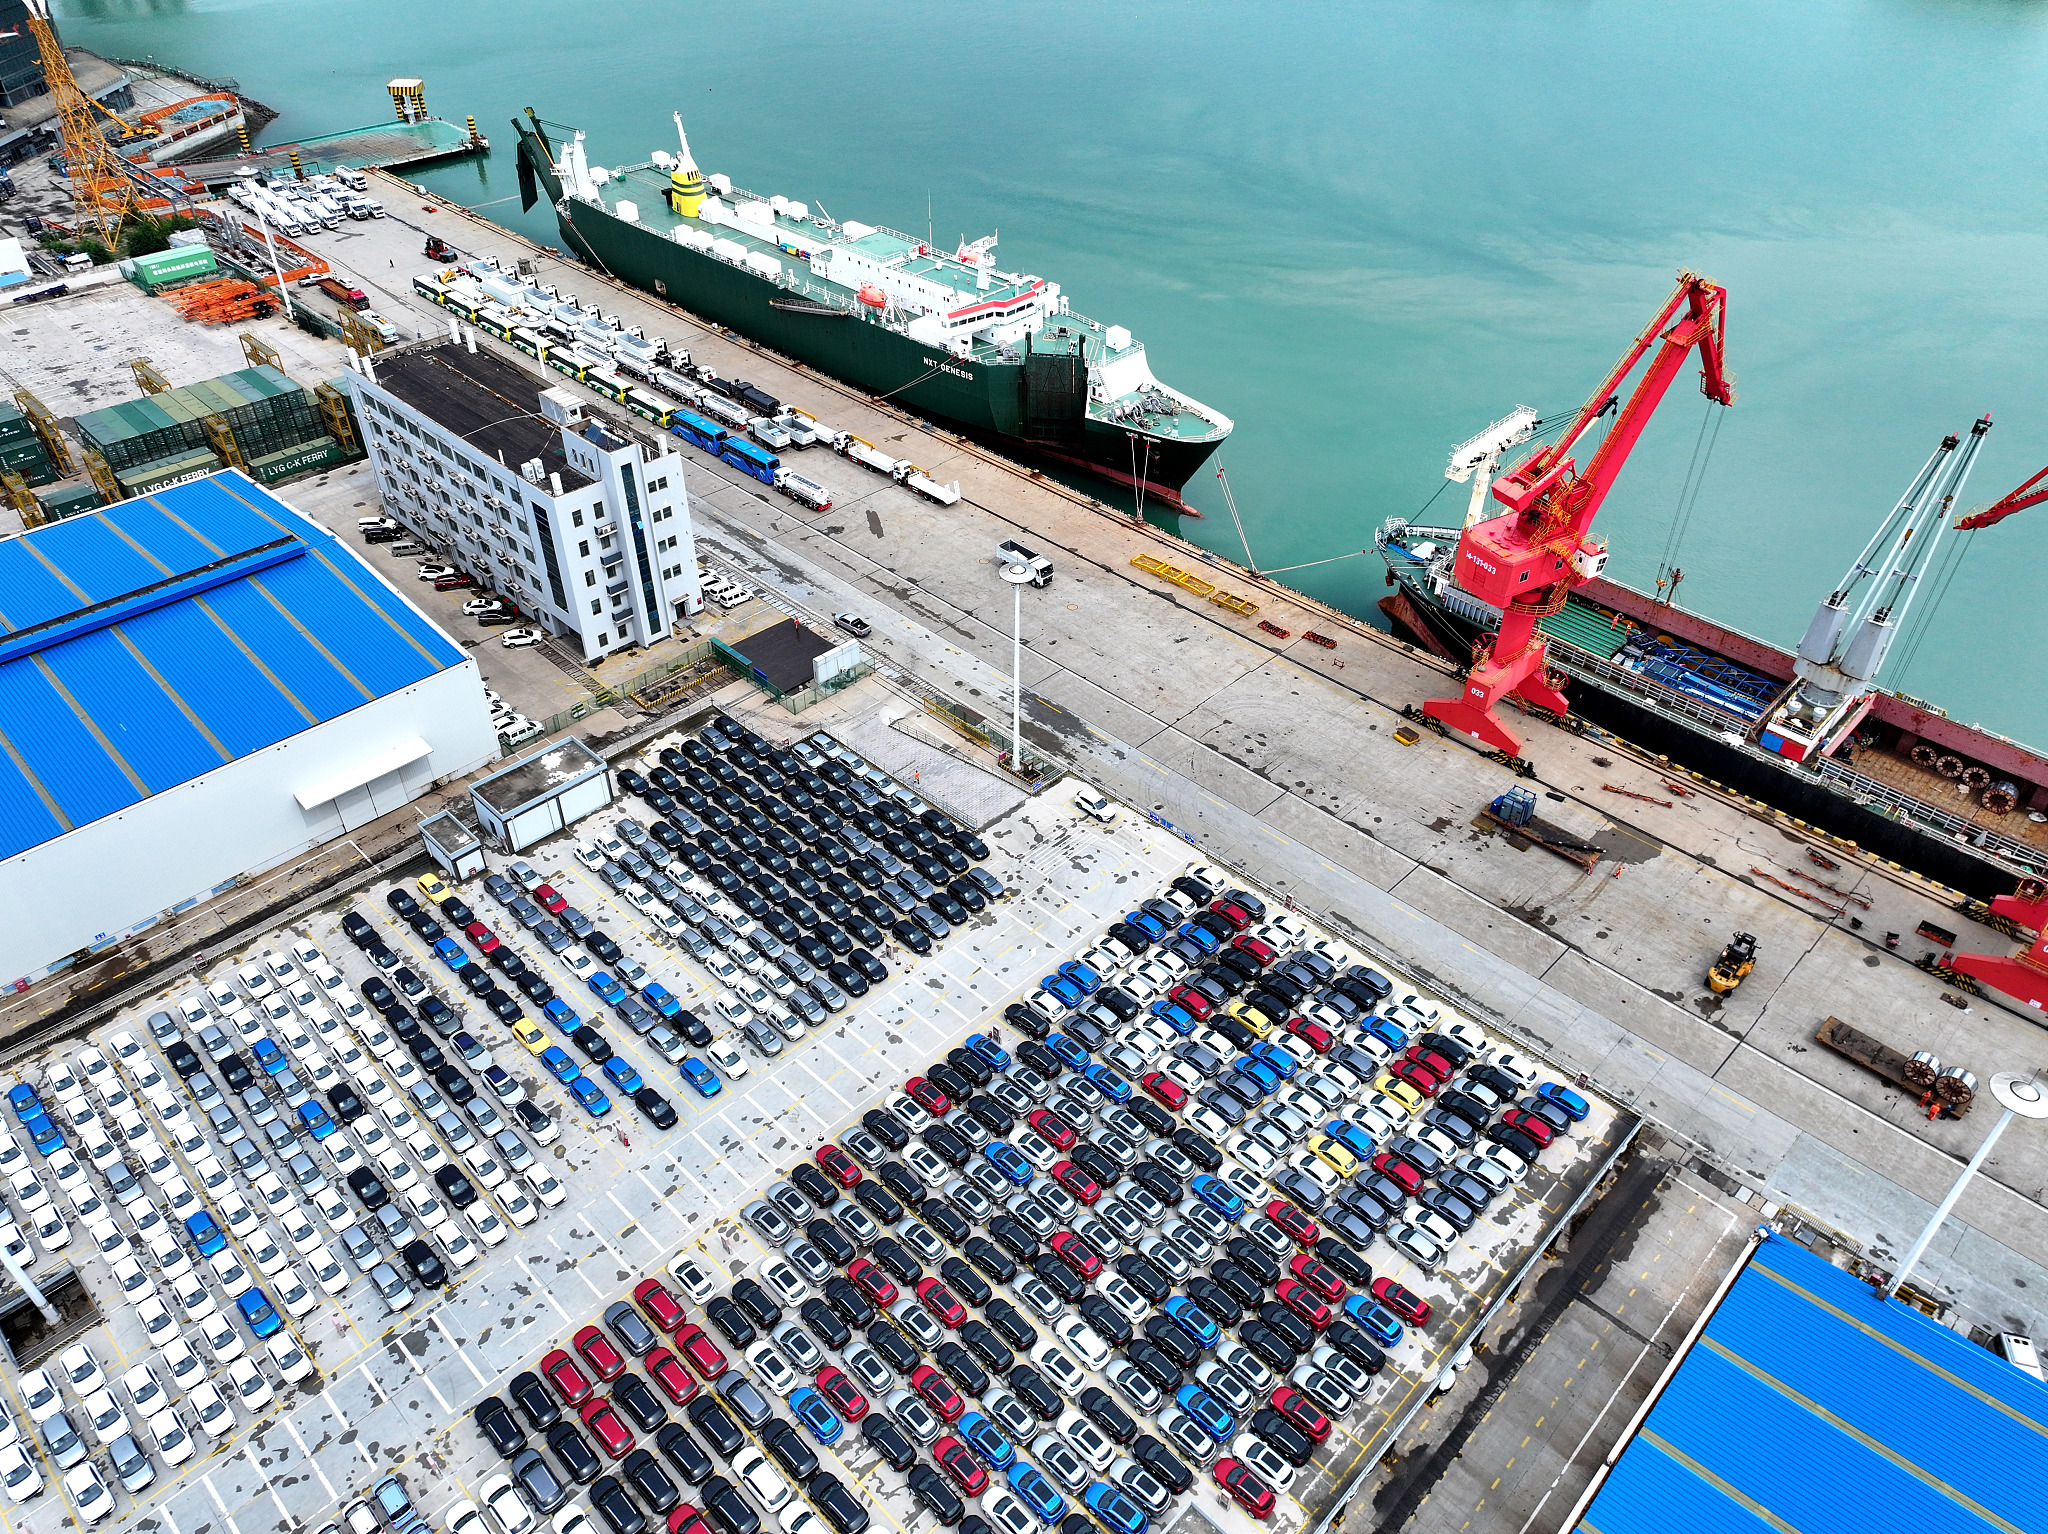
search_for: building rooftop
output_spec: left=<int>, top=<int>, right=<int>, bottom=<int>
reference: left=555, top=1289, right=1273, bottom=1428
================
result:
left=367, top=344, right=594, bottom=491
left=724, top=618, right=837, bottom=694
left=1576, top=1233, right=2046, bottom=1534
left=472, top=736, right=606, bottom=816
left=0, top=470, right=465, bottom=861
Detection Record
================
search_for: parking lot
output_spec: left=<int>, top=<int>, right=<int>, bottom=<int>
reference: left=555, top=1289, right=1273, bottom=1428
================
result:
left=0, top=710, right=1623, bottom=1534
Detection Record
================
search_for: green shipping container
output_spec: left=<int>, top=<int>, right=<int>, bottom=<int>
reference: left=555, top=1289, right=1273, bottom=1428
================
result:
left=117, top=448, right=224, bottom=496
left=0, top=404, right=31, bottom=446
left=34, top=482, right=102, bottom=521
left=130, top=246, right=217, bottom=286
left=249, top=438, right=344, bottom=483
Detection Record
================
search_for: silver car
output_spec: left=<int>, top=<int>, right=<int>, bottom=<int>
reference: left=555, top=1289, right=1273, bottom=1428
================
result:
left=368, top=1262, right=414, bottom=1313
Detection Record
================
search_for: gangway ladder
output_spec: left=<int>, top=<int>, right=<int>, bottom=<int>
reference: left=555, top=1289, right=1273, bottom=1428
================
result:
left=0, top=470, right=42, bottom=528
left=315, top=381, right=359, bottom=456
left=130, top=356, right=172, bottom=395
left=11, top=390, right=77, bottom=479
left=203, top=413, right=246, bottom=471
left=240, top=332, right=283, bottom=371
left=83, top=446, right=125, bottom=506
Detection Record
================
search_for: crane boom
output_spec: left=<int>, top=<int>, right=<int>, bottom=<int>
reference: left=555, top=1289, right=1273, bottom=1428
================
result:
left=1422, top=272, right=1735, bottom=757
left=1956, top=463, right=2048, bottom=530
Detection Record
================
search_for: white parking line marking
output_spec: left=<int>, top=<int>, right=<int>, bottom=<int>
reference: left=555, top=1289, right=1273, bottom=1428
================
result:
left=516, top=1256, right=573, bottom=1320
left=282, top=1416, right=338, bottom=1499
left=433, top=1314, right=490, bottom=1387
left=199, top=1472, right=246, bottom=1534
left=239, top=1442, right=297, bottom=1527
left=159, top=1505, right=183, bottom=1534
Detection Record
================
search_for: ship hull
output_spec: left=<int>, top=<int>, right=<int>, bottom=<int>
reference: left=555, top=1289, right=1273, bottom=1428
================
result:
left=521, top=128, right=1219, bottom=503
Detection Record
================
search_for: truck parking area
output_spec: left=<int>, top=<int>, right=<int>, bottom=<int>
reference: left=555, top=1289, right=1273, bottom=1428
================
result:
left=0, top=709, right=1626, bottom=1534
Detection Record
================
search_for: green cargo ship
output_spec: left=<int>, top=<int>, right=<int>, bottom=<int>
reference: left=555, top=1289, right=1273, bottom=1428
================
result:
left=512, top=111, right=1230, bottom=507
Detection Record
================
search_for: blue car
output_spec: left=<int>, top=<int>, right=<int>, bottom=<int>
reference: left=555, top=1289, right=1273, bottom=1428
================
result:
left=297, top=1101, right=337, bottom=1141
left=587, top=972, right=627, bottom=1005
left=185, top=1210, right=226, bottom=1257
left=602, top=1057, right=643, bottom=1094
left=1232, top=1056, right=1282, bottom=1097
left=1082, top=1063, right=1132, bottom=1104
left=540, top=1046, right=581, bottom=1084
left=433, top=937, right=466, bottom=969
left=236, top=1287, right=283, bottom=1338
left=567, top=1077, right=611, bottom=1117
left=1163, top=1295, right=1221, bottom=1350
left=640, top=983, right=683, bottom=1019
left=957, top=1411, right=1016, bottom=1469
left=6, top=1084, right=38, bottom=1120
left=1176, top=923, right=1220, bottom=955
left=789, top=1386, right=843, bottom=1445
left=1189, top=1174, right=1245, bottom=1222
left=1045, top=1034, right=1091, bottom=1073
left=1537, top=1082, right=1590, bottom=1122
left=251, top=1038, right=290, bottom=1076
left=1040, top=974, right=1087, bottom=1009
left=543, top=998, right=580, bottom=1031
left=1148, top=1000, right=1198, bottom=1036
left=20, top=1109, right=61, bottom=1154
left=1084, top=1482, right=1148, bottom=1534
left=983, top=1142, right=1034, bottom=1186
left=1364, top=1017, right=1409, bottom=1052
left=679, top=1058, right=721, bottom=1099
left=1323, top=1120, right=1377, bottom=1162
left=1175, top=1382, right=1235, bottom=1442
left=966, top=1033, right=1011, bottom=1073
left=1344, top=1294, right=1405, bottom=1347
left=1060, top=960, right=1102, bottom=995
left=1007, top=1462, right=1068, bottom=1525
left=1124, top=910, right=1168, bottom=940
left=1250, top=1041, right=1300, bottom=1080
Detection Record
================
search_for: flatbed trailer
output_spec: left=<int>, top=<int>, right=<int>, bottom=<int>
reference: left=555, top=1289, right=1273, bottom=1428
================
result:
left=1815, top=1015, right=1974, bottom=1115
left=1477, top=806, right=1602, bottom=869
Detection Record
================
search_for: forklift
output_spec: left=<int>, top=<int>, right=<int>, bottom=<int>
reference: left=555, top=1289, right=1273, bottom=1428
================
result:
left=424, top=235, right=457, bottom=262
left=1708, top=932, right=1758, bottom=994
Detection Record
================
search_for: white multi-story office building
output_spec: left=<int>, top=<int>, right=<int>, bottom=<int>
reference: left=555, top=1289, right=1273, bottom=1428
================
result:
left=345, top=342, right=702, bottom=662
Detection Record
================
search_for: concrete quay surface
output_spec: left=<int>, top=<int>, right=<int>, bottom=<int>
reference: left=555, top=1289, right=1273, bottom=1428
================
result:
left=281, top=181, right=2048, bottom=1335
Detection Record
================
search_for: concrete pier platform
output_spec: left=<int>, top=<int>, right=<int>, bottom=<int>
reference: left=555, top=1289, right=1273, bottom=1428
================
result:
left=248, top=176, right=2048, bottom=1330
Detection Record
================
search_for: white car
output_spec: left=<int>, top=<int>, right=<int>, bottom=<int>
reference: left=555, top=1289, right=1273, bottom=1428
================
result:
left=731, top=1450, right=790, bottom=1512
left=170, top=1270, right=217, bottom=1322
left=148, top=1404, right=195, bottom=1466
left=17, top=1368, right=61, bottom=1423
left=221, top=1192, right=260, bottom=1238
left=497, top=1188, right=539, bottom=1228
left=64, top=1461, right=114, bottom=1523
left=1054, top=1316, right=1111, bottom=1369
left=225, top=1358, right=273, bottom=1413
left=480, top=1472, right=535, bottom=1534
left=248, top=1230, right=294, bottom=1277
left=134, top=1296, right=179, bottom=1347
left=305, top=1244, right=353, bottom=1296
left=8, top=1170, right=49, bottom=1215
left=187, top=1381, right=234, bottom=1440
left=82, top=1386, right=129, bottom=1441
left=122, top=1363, right=169, bottom=1418
left=443, top=1230, right=482, bottom=1269
left=59, top=1342, right=106, bottom=1397
left=266, top=1333, right=315, bottom=1384
left=0, top=1442, right=41, bottom=1502
left=666, top=1254, right=719, bottom=1305
left=159, top=1337, right=207, bottom=1395
left=704, top=1039, right=748, bottom=1079
left=405, top=1132, right=447, bottom=1174
left=467, top=1204, right=509, bottom=1248
left=526, top=1169, right=565, bottom=1207
left=45, top=1149, right=87, bottom=1196
left=208, top=1248, right=251, bottom=1293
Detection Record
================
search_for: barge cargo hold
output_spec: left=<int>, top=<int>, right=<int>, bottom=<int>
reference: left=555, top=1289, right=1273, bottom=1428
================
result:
left=511, top=111, right=1230, bottom=507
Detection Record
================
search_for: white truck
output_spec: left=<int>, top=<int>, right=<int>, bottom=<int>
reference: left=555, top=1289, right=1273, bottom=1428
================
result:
left=772, top=468, right=832, bottom=510
left=894, top=464, right=961, bottom=505
left=833, top=433, right=903, bottom=476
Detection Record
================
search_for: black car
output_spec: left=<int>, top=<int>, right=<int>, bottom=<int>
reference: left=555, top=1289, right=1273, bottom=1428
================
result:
left=613, top=1373, right=669, bottom=1432
left=1186, top=1275, right=1244, bottom=1328
left=434, top=1065, right=477, bottom=1107
left=511, top=1370, right=563, bottom=1431
left=1079, top=1294, right=1133, bottom=1346
left=620, top=1449, right=680, bottom=1513
left=572, top=1026, right=614, bottom=1063
left=984, top=1297, right=1037, bottom=1353
left=347, top=1168, right=390, bottom=1209
left=1143, top=1315, right=1201, bottom=1368
left=876, top=1162, right=924, bottom=1208
left=1171, top=1128, right=1222, bottom=1170
left=923, top=1123, right=971, bottom=1167
left=1133, top=1434, right=1193, bottom=1494
left=459, top=964, right=495, bottom=995
left=1315, top=1236, right=1374, bottom=1287
left=1001, top=1003, right=1050, bottom=1040
left=686, top=1399, right=745, bottom=1459
left=919, top=1199, right=972, bottom=1247
left=635, top=1089, right=678, bottom=1128
left=408, top=1035, right=448, bottom=1072
left=591, top=1475, right=648, bottom=1534
left=220, top=1053, right=255, bottom=1094
left=1237, top=1320, right=1295, bottom=1374
left=1128, top=1161, right=1182, bottom=1207
left=822, top=1276, right=875, bottom=1328
left=165, top=1037, right=203, bottom=1077
left=1257, top=1301, right=1314, bottom=1355
left=927, top=1062, right=975, bottom=1101
left=963, top=1236, right=1017, bottom=1286
left=704, top=1296, right=756, bottom=1350
left=1071, top=1143, right=1120, bottom=1187
left=761, top=1418, right=819, bottom=1482
left=436, top=1165, right=479, bottom=1208
left=862, top=1108, right=910, bottom=1150
left=1419, top=1185, right=1478, bottom=1232
left=1116, top=1253, right=1170, bottom=1303
left=548, top=1421, right=602, bottom=1484
left=1249, top=1408, right=1313, bottom=1467
left=1489, top=1121, right=1546, bottom=1162
left=1121, top=1339, right=1182, bottom=1393
left=654, top=1422, right=714, bottom=1486
left=1320, top=1318, right=1386, bottom=1375
left=986, top=1216, right=1040, bottom=1265
left=905, top=1465, right=965, bottom=1526
left=732, top=1278, right=782, bottom=1331
left=1471, top=1063, right=1526, bottom=1100
left=587, top=931, right=624, bottom=965
left=957, top=1319, right=1014, bottom=1375
left=870, top=1236, right=923, bottom=1285
left=963, top=1095, right=1012, bottom=1136
left=808, top=1472, right=871, bottom=1534
left=475, top=1396, right=527, bottom=1458
left=854, top=1181, right=904, bottom=1226
left=866, top=1319, right=921, bottom=1376
left=328, top=1082, right=367, bottom=1123
left=403, top=1239, right=448, bottom=1288
left=1031, top=1254, right=1084, bottom=1302
left=800, top=1298, right=850, bottom=1351
left=511, top=1448, right=569, bottom=1513
left=1208, top=1260, right=1264, bottom=1311
left=805, top=1219, right=857, bottom=1267
left=1009, top=1365, right=1062, bottom=1421
left=1079, top=1387, right=1137, bottom=1444
left=490, top=949, right=527, bottom=980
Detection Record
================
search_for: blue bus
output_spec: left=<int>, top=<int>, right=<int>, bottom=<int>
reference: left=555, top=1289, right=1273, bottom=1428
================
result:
left=720, top=437, right=779, bottom=485
left=670, top=409, right=727, bottom=455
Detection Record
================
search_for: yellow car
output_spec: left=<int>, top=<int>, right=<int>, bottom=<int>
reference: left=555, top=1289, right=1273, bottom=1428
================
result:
left=1305, top=1133, right=1360, bottom=1178
left=1224, top=998, right=1278, bottom=1038
left=1370, top=1078, right=1426, bottom=1117
left=511, top=1018, right=549, bottom=1055
left=416, top=872, right=455, bottom=904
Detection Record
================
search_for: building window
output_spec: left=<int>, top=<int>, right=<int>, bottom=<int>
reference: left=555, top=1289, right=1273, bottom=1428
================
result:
left=572, top=509, right=584, bottom=527
left=591, top=599, right=602, bottom=614
left=584, top=570, right=596, bottom=586
left=617, top=626, right=629, bottom=640
left=578, top=540, right=589, bottom=557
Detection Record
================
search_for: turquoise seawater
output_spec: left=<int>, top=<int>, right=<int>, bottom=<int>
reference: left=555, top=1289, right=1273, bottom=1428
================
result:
left=55, top=0, right=2048, bottom=743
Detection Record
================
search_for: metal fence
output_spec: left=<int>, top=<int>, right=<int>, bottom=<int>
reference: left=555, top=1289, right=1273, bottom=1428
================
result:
left=534, top=640, right=719, bottom=737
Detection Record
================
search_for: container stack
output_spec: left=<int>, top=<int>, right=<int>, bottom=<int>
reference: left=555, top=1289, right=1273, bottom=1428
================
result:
left=0, top=402, right=56, bottom=488
left=32, top=482, right=103, bottom=522
left=74, top=363, right=359, bottom=495
left=119, top=244, right=220, bottom=295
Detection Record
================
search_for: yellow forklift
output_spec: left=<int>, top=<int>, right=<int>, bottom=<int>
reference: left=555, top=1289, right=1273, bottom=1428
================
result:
left=1709, top=932, right=1758, bottom=994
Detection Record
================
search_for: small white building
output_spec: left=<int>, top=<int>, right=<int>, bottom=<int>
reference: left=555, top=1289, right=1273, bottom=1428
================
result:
left=0, top=470, right=501, bottom=985
left=344, top=342, right=702, bottom=663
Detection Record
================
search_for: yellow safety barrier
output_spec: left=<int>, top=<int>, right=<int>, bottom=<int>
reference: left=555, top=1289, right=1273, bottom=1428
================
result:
left=1210, top=591, right=1259, bottom=616
left=1131, top=553, right=1215, bottom=598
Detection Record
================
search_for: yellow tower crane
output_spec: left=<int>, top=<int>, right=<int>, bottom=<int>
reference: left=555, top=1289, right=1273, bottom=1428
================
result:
left=21, top=0, right=138, bottom=252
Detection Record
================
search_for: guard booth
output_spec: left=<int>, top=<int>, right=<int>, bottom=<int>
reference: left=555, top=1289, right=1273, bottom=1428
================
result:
left=469, top=737, right=612, bottom=853
left=419, top=810, right=487, bottom=879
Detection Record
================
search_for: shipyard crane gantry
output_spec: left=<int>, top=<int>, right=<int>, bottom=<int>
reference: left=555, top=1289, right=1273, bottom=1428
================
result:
left=21, top=0, right=137, bottom=251
left=1422, top=272, right=1735, bottom=756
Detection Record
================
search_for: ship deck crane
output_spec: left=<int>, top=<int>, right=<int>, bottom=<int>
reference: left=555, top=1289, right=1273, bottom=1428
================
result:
left=1956, top=462, right=2048, bottom=531
left=21, top=0, right=138, bottom=251
left=1422, top=273, right=1733, bottom=756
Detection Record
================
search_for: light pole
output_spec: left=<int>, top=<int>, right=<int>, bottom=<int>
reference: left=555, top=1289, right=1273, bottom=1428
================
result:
left=1883, top=1068, right=2048, bottom=1301
left=993, top=540, right=1051, bottom=778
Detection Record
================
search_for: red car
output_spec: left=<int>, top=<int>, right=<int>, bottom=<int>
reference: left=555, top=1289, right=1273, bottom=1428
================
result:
left=815, top=1366, right=869, bottom=1422
left=1405, top=1048, right=1458, bottom=1085
left=814, top=1143, right=863, bottom=1186
left=846, top=1258, right=898, bottom=1309
left=541, top=1348, right=593, bottom=1405
left=581, top=1397, right=636, bottom=1458
left=911, top=1364, right=965, bottom=1422
left=904, top=1077, right=952, bottom=1117
left=668, top=1510, right=712, bottom=1534
left=634, top=1278, right=687, bottom=1334
left=1027, top=1109, right=1077, bottom=1149
left=1284, top=1017, right=1333, bottom=1054
left=1050, top=1160, right=1101, bottom=1206
left=1231, top=935, right=1276, bottom=967
left=1371, top=1277, right=1432, bottom=1326
left=533, top=884, right=568, bottom=915
left=933, top=1436, right=990, bottom=1495
left=574, top=1324, right=628, bottom=1381
left=645, top=1347, right=700, bottom=1406
left=673, top=1323, right=728, bottom=1380
left=464, top=921, right=501, bottom=954
left=1263, top=1199, right=1320, bottom=1248
left=1500, top=1108, right=1556, bottom=1148
left=1210, top=898, right=1255, bottom=931
left=1371, top=1151, right=1424, bottom=1194
left=1139, top=1072, right=1188, bottom=1111
left=1213, top=1459, right=1275, bottom=1519
left=1269, top=1386, right=1331, bottom=1444
left=1275, top=1278, right=1331, bottom=1330
left=1388, top=1060, right=1442, bottom=1098
left=1166, top=985, right=1214, bottom=1020
left=1288, top=1254, right=1346, bottom=1302
left=1048, top=1231, right=1103, bottom=1279
left=917, top=1278, right=967, bottom=1329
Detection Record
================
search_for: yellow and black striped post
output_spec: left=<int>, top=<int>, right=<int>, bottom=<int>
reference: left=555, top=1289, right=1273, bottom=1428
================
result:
left=288, top=150, right=305, bottom=181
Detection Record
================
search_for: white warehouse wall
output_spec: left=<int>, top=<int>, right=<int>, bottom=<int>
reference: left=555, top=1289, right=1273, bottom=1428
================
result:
left=0, top=662, right=501, bottom=984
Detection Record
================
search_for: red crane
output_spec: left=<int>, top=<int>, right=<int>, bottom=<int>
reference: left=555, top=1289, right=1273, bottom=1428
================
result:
left=1955, top=463, right=2048, bottom=530
left=1423, top=273, right=1735, bottom=756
